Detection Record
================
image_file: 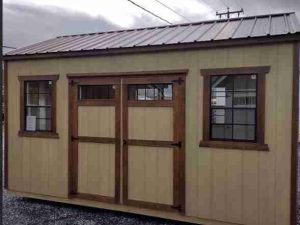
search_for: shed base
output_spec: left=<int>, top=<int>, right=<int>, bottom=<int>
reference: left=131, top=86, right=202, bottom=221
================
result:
left=7, top=190, right=239, bottom=225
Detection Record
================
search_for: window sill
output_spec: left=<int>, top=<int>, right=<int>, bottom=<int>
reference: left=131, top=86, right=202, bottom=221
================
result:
left=199, top=140, right=269, bottom=151
left=18, top=131, right=59, bottom=139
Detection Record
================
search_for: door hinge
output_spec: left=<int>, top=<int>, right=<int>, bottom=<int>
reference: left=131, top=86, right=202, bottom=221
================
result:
left=171, top=141, right=182, bottom=148
left=171, top=77, right=184, bottom=85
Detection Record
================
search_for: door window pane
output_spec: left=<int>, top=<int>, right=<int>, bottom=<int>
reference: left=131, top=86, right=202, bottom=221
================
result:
left=79, top=85, right=115, bottom=100
left=128, top=84, right=173, bottom=101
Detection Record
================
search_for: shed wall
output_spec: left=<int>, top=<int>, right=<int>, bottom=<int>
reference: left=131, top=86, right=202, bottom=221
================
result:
left=7, top=43, right=294, bottom=225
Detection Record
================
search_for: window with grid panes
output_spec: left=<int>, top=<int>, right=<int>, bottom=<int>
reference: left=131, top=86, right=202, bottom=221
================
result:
left=210, top=74, right=257, bottom=141
left=25, top=81, right=53, bottom=131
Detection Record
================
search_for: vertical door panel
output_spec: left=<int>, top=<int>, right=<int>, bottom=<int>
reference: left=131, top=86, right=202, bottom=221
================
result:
left=78, top=106, right=115, bottom=137
left=123, top=76, right=185, bottom=212
left=128, top=107, right=173, bottom=140
left=77, top=143, right=115, bottom=197
left=69, top=78, right=120, bottom=203
left=128, top=146, right=173, bottom=205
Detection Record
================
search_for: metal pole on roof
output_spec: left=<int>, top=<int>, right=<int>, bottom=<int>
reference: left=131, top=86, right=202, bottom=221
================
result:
left=216, top=7, right=244, bottom=19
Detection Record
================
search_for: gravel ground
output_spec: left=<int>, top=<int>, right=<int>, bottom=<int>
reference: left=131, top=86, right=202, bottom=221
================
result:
left=3, top=190, right=300, bottom=225
left=2, top=190, right=187, bottom=225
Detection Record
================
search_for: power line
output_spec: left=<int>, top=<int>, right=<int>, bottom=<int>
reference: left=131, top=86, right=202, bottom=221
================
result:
left=126, top=0, right=172, bottom=24
left=233, top=0, right=243, bottom=9
left=3, top=45, right=17, bottom=49
left=152, top=0, right=192, bottom=22
left=199, top=0, right=220, bottom=12
left=218, top=0, right=229, bottom=8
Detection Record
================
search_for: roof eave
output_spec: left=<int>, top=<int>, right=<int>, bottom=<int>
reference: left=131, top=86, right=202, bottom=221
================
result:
left=3, top=33, right=300, bottom=61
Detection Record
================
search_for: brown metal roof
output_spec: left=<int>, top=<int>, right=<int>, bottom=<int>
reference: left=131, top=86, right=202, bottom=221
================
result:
left=5, top=12, right=300, bottom=58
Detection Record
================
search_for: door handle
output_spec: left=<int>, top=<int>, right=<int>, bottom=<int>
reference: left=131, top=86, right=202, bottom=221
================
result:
left=171, top=141, right=182, bottom=148
left=123, top=140, right=127, bottom=145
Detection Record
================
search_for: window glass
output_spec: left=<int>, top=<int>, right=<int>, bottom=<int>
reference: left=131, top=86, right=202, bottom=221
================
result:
left=25, top=81, right=52, bottom=132
left=210, top=74, right=257, bottom=141
left=79, top=85, right=115, bottom=100
left=128, top=84, right=173, bottom=101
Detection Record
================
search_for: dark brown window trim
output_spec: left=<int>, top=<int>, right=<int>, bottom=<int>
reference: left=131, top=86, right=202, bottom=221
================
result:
left=200, top=66, right=270, bottom=151
left=18, top=131, right=59, bottom=139
left=18, top=75, right=59, bottom=139
left=199, top=140, right=269, bottom=151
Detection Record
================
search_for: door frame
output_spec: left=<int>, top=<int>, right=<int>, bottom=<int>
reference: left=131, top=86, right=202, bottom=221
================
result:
left=67, top=70, right=187, bottom=212
left=122, top=75, right=186, bottom=213
left=68, top=76, right=121, bottom=203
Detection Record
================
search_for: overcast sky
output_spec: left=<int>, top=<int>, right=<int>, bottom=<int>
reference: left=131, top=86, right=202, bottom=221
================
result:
left=3, top=0, right=300, bottom=52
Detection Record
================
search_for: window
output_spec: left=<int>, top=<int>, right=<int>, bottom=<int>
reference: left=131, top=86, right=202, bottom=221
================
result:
left=128, top=84, right=173, bottom=101
left=25, top=81, right=52, bottom=131
left=19, top=75, right=59, bottom=138
left=79, top=85, right=115, bottom=100
left=200, top=67, right=270, bottom=150
left=210, top=75, right=256, bottom=141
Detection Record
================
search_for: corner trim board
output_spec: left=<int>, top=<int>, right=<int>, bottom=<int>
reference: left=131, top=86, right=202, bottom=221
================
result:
left=290, top=41, right=299, bottom=225
left=4, top=61, right=8, bottom=189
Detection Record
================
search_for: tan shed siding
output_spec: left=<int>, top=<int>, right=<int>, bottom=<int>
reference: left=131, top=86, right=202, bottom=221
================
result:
left=7, top=43, right=294, bottom=225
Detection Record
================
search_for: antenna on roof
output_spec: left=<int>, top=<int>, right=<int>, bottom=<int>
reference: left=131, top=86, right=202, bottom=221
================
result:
left=216, top=7, right=244, bottom=19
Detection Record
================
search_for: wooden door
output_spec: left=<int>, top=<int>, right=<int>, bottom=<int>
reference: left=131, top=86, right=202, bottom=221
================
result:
left=122, top=76, right=185, bottom=212
left=69, top=77, right=120, bottom=203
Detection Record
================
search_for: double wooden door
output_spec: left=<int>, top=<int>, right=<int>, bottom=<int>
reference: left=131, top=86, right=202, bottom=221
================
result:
left=69, top=75, right=185, bottom=211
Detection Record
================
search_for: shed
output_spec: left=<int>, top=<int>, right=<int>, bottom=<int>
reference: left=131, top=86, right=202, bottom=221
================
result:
left=3, top=12, right=300, bottom=225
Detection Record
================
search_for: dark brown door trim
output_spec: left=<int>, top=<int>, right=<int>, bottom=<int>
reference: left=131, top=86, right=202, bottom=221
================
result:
left=68, top=77, right=121, bottom=204
left=122, top=75, right=186, bottom=212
